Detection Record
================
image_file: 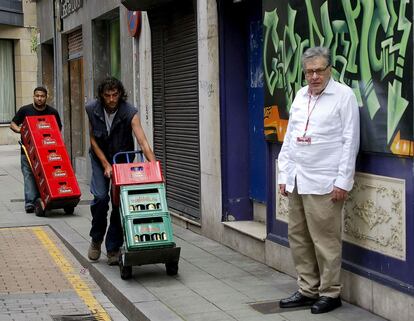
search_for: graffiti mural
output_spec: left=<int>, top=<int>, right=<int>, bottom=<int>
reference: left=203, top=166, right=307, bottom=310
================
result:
left=263, top=0, right=413, bottom=156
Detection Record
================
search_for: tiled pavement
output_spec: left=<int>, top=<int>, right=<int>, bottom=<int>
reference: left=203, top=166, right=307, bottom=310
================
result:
left=0, top=145, right=389, bottom=321
left=0, top=226, right=127, bottom=321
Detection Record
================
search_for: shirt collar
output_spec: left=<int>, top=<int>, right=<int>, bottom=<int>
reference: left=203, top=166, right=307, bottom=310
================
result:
left=301, top=77, right=335, bottom=97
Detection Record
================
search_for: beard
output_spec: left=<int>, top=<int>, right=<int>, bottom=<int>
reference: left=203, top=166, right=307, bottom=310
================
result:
left=33, top=101, right=46, bottom=110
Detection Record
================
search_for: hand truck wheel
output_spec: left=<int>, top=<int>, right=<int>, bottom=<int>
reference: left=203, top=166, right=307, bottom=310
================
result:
left=34, top=198, right=45, bottom=217
left=119, top=256, right=132, bottom=280
left=63, top=206, right=75, bottom=215
left=165, top=261, right=179, bottom=276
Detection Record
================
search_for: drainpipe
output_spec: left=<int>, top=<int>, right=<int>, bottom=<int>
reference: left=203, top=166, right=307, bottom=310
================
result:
left=52, top=0, right=62, bottom=119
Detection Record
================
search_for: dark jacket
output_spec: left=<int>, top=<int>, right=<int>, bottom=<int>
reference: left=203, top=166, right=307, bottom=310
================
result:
left=85, top=99, right=137, bottom=164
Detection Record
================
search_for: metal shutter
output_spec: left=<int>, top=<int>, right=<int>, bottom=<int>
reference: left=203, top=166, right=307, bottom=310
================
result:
left=150, top=0, right=200, bottom=220
left=67, top=29, right=82, bottom=60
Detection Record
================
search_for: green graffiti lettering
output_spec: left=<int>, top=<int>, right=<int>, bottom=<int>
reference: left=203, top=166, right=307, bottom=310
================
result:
left=264, top=0, right=412, bottom=147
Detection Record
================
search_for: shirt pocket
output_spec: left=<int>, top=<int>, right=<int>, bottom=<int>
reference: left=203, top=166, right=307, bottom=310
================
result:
left=92, top=128, right=107, bottom=139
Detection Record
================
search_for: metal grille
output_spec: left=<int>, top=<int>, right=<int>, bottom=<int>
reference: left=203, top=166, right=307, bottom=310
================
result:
left=150, top=0, right=200, bottom=220
left=67, top=29, right=83, bottom=60
left=51, top=313, right=109, bottom=321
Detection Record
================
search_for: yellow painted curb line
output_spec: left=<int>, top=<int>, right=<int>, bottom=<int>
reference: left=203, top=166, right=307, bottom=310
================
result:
left=32, top=227, right=111, bottom=321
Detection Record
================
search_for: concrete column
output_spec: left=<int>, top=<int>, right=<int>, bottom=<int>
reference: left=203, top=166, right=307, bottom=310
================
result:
left=197, top=0, right=223, bottom=241
left=137, top=12, right=154, bottom=148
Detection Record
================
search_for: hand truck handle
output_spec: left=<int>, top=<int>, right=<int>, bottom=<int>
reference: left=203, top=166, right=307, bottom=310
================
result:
left=112, top=150, right=144, bottom=164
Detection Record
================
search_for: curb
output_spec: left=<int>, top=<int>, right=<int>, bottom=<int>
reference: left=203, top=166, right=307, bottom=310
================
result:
left=50, top=224, right=153, bottom=321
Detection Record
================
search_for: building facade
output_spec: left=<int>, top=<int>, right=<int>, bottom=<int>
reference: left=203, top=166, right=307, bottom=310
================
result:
left=36, top=1, right=414, bottom=320
left=0, top=0, right=38, bottom=144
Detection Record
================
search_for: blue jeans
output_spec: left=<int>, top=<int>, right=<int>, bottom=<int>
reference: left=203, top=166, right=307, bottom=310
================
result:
left=89, top=153, right=123, bottom=252
left=21, top=154, right=40, bottom=207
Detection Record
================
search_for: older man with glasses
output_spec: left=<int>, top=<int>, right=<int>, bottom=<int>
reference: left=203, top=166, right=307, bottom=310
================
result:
left=278, top=46, right=360, bottom=314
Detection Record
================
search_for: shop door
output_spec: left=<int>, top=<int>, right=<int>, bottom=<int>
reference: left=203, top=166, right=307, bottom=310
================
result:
left=68, top=58, right=84, bottom=160
left=66, top=29, right=85, bottom=164
left=149, top=0, right=200, bottom=220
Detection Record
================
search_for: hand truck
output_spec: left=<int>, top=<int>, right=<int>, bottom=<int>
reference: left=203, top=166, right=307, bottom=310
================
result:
left=112, top=151, right=180, bottom=279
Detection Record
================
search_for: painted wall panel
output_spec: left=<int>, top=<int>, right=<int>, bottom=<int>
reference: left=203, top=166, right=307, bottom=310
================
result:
left=248, top=13, right=266, bottom=203
left=263, top=0, right=413, bottom=156
left=218, top=0, right=252, bottom=220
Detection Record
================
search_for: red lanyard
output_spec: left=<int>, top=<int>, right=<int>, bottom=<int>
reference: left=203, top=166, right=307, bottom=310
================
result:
left=303, top=93, right=322, bottom=137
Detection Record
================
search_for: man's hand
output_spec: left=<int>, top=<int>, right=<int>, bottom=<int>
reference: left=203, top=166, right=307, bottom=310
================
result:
left=10, top=121, right=21, bottom=134
left=103, top=163, right=112, bottom=178
left=332, top=186, right=347, bottom=203
left=279, top=184, right=288, bottom=197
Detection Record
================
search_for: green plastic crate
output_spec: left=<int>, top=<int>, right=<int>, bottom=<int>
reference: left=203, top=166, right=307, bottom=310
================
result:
left=119, top=184, right=175, bottom=251
left=120, top=183, right=168, bottom=215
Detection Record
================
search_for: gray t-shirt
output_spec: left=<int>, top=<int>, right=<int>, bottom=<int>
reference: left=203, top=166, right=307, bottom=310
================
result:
left=104, top=110, right=118, bottom=134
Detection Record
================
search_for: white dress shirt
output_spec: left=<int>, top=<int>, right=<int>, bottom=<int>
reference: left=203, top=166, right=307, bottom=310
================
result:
left=278, top=78, right=360, bottom=194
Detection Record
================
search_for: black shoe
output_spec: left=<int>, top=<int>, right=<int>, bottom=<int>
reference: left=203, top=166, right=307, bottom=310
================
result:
left=311, top=296, right=342, bottom=314
left=25, top=205, right=35, bottom=213
left=279, top=291, right=317, bottom=308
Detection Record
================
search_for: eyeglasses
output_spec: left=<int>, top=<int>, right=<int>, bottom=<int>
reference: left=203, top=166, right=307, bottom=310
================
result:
left=304, top=65, right=330, bottom=77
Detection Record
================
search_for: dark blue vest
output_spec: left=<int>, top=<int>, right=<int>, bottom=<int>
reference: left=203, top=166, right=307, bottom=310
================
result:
left=85, top=100, right=137, bottom=164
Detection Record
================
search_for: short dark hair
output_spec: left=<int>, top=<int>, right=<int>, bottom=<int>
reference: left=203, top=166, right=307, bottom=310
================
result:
left=302, top=46, right=331, bottom=69
left=97, top=77, right=127, bottom=104
left=34, top=86, right=48, bottom=95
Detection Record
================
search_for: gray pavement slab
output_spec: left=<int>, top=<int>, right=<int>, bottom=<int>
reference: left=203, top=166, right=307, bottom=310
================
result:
left=0, top=144, right=388, bottom=321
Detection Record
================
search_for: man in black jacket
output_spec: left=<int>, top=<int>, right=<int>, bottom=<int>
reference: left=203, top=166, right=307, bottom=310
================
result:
left=85, top=77, right=156, bottom=265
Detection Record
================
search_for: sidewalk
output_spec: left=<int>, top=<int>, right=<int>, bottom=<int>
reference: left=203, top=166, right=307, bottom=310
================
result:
left=0, top=144, right=387, bottom=321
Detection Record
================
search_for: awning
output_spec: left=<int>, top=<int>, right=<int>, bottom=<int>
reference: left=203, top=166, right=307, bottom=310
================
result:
left=0, top=0, right=23, bottom=26
left=121, top=0, right=174, bottom=11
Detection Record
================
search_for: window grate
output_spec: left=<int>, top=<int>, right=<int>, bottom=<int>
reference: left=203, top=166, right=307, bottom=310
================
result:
left=51, top=313, right=110, bottom=321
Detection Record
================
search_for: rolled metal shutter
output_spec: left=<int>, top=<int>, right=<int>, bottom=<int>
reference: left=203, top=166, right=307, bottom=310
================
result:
left=150, top=1, right=200, bottom=220
left=67, top=29, right=83, bottom=60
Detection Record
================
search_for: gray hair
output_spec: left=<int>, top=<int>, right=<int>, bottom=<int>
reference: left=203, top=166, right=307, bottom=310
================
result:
left=301, top=47, right=331, bottom=69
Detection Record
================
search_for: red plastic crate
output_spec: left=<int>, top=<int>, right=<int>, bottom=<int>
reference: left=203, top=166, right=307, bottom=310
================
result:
left=22, top=115, right=64, bottom=164
left=21, top=115, right=81, bottom=210
left=32, top=146, right=69, bottom=170
left=24, top=134, right=64, bottom=160
left=39, top=177, right=81, bottom=205
left=111, top=161, right=163, bottom=206
left=23, top=115, right=60, bottom=132
left=35, top=161, right=76, bottom=180
left=112, top=161, right=163, bottom=186
left=21, top=115, right=60, bottom=144
left=30, top=130, right=64, bottom=148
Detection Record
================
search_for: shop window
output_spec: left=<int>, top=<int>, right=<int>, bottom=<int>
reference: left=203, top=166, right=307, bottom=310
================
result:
left=0, top=40, right=15, bottom=123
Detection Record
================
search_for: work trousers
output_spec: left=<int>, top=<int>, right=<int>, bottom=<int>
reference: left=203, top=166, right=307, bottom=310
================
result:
left=21, top=153, right=40, bottom=207
left=89, top=153, right=123, bottom=253
left=287, top=186, right=344, bottom=298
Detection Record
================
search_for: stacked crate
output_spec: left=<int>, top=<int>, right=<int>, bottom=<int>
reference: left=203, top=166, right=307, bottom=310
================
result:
left=112, top=161, right=176, bottom=251
left=21, top=115, right=81, bottom=211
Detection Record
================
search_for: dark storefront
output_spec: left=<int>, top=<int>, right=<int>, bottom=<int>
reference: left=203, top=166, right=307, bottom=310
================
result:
left=123, top=0, right=201, bottom=221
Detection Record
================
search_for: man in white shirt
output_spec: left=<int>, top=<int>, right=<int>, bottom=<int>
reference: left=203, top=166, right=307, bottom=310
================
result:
left=278, top=47, right=360, bottom=314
